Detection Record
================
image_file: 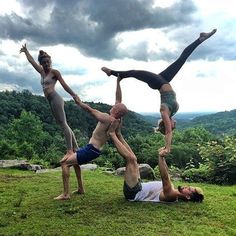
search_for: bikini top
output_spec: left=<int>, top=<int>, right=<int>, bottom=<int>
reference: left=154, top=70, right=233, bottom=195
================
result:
left=41, top=72, right=57, bottom=90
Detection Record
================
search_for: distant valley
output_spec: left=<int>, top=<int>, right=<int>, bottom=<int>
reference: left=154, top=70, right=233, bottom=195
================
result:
left=140, top=110, right=236, bottom=136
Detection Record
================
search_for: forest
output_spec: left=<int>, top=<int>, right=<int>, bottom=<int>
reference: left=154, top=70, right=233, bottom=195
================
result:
left=0, top=90, right=235, bottom=185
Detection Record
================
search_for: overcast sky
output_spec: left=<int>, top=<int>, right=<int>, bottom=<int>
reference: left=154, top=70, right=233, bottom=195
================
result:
left=0, top=0, right=235, bottom=113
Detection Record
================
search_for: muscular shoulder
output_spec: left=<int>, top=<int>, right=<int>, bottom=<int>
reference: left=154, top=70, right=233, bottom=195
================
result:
left=98, top=112, right=113, bottom=123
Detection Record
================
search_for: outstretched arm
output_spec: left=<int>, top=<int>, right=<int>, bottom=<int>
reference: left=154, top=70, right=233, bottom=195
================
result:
left=53, top=69, right=77, bottom=99
left=160, top=107, right=172, bottom=153
left=74, top=96, right=108, bottom=123
left=115, top=75, right=122, bottom=104
left=20, top=43, right=42, bottom=73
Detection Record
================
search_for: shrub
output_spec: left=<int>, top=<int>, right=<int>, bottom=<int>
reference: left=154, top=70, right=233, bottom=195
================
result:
left=198, top=137, right=236, bottom=185
left=182, top=164, right=212, bottom=183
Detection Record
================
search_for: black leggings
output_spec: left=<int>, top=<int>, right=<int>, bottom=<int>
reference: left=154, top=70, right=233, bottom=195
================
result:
left=110, top=39, right=202, bottom=89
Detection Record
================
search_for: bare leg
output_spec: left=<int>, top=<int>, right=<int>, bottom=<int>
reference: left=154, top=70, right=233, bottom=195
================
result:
left=48, top=92, right=77, bottom=154
left=72, top=165, right=85, bottom=194
left=54, top=153, right=78, bottom=200
left=124, top=154, right=140, bottom=188
left=71, top=131, right=78, bottom=152
left=64, top=149, right=74, bottom=159
left=109, top=132, right=140, bottom=188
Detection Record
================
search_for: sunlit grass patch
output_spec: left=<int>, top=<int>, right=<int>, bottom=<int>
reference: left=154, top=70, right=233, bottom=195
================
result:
left=0, top=169, right=235, bottom=236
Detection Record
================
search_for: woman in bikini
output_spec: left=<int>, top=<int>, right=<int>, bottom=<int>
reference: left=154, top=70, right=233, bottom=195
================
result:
left=102, top=29, right=217, bottom=154
left=20, top=44, right=78, bottom=159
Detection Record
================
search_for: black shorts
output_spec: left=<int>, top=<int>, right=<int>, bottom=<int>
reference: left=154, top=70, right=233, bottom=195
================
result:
left=76, top=144, right=101, bottom=165
left=123, top=179, right=142, bottom=200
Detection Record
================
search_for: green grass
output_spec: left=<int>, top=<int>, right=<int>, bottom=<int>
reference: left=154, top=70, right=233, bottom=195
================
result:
left=0, top=169, right=235, bottom=236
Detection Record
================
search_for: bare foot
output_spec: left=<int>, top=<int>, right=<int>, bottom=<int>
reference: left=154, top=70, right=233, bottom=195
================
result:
left=72, top=189, right=85, bottom=195
left=101, top=67, right=112, bottom=76
left=199, top=29, right=217, bottom=42
left=54, top=194, right=70, bottom=200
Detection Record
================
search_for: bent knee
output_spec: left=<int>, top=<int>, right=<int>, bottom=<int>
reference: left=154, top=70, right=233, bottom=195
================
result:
left=127, top=154, right=137, bottom=164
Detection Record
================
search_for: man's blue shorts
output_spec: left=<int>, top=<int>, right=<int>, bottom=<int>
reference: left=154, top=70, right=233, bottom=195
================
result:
left=76, top=144, right=101, bottom=165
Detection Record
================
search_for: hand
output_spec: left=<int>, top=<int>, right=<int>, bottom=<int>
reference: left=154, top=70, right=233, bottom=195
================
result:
left=107, top=119, right=120, bottom=136
left=20, top=43, right=28, bottom=54
left=159, top=147, right=170, bottom=157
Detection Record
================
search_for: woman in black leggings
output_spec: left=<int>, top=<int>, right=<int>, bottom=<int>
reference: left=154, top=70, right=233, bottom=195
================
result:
left=102, top=29, right=217, bottom=154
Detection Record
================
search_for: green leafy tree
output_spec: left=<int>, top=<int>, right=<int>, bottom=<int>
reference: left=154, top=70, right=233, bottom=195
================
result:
left=0, top=140, right=17, bottom=160
left=5, top=110, right=50, bottom=157
left=183, top=136, right=236, bottom=185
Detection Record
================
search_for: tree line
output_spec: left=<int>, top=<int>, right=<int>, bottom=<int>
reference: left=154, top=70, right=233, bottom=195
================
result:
left=0, top=90, right=235, bottom=185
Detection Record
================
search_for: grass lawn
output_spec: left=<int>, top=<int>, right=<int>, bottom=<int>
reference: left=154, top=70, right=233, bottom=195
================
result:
left=0, top=168, right=235, bottom=236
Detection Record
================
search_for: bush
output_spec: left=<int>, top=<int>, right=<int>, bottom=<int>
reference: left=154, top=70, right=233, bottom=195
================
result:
left=198, top=137, right=236, bottom=185
left=0, top=140, right=17, bottom=160
left=182, top=164, right=212, bottom=183
left=42, top=144, right=64, bottom=168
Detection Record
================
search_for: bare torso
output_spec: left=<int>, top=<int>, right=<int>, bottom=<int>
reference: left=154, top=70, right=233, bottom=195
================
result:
left=89, top=115, right=115, bottom=150
left=40, top=70, right=57, bottom=97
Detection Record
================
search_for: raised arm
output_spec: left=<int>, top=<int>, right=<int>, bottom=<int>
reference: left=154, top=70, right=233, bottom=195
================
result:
left=158, top=148, right=176, bottom=201
left=20, top=43, right=42, bottom=73
left=115, top=75, right=122, bottom=104
left=160, top=106, right=173, bottom=153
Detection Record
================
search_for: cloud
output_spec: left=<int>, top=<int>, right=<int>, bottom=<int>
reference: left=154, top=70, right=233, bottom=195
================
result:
left=0, top=0, right=198, bottom=60
left=0, top=0, right=236, bottom=113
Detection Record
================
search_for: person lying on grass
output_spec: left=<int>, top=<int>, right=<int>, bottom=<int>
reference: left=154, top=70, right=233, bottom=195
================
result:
left=54, top=77, right=128, bottom=200
left=108, top=120, right=204, bottom=203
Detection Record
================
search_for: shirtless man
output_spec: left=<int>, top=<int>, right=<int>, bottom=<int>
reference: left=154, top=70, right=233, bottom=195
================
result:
left=54, top=77, right=128, bottom=200
left=102, top=29, right=217, bottom=155
left=108, top=120, right=204, bottom=203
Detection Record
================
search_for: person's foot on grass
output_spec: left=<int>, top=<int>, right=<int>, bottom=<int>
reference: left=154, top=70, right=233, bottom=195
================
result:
left=54, top=194, right=70, bottom=200
left=72, top=189, right=85, bottom=195
left=199, top=29, right=217, bottom=42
